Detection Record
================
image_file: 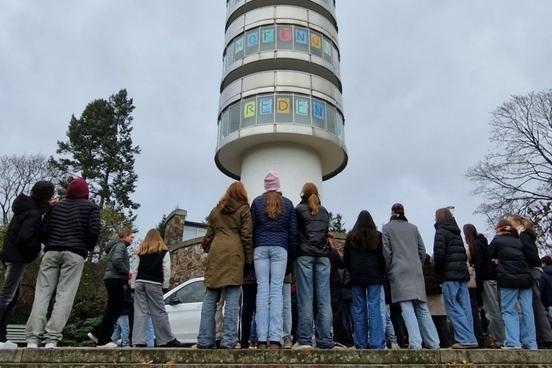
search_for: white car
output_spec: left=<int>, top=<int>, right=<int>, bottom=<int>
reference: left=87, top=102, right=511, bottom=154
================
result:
left=164, top=277, right=205, bottom=344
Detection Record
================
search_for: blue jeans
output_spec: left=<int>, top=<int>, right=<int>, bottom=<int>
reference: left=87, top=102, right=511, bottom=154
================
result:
left=111, top=315, right=130, bottom=346
left=197, top=286, right=241, bottom=348
left=501, top=288, right=537, bottom=349
left=254, top=246, right=287, bottom=342
left=351, top=284, right=385, bottom=349
left=282, top=282, right=292, bottom=339
left=146, top=315, right=154, bottom=347
left=442, top=281, right=478, bottom=345
left=400, top=300, right=440, bottom=349
left=295, top=256, right=334, bottom=348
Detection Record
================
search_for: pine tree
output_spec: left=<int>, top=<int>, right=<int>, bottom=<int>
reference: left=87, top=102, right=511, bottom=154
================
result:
left=49, top=89, right=141, bottom=219
left=329, top=212, right=346, bottom=233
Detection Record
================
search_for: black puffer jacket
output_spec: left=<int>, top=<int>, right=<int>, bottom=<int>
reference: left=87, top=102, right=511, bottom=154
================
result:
left=489, top=232, right=532, bottom=289
left=473, top=234, right=497, bottom=281
left=0, top=194, right=43, bottom=263
left=43, top=198, right=101, bottom=259
left=519, top=230, right=541, bottom=268
left=295, top=199, right=330, bottom=258
left=433, top=217, right=469, bottom=282
left=343, top=232, right=386, bottom=285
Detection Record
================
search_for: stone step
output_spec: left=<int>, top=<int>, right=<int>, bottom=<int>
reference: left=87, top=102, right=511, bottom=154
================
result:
left=1, top=348, right=552, bottom=367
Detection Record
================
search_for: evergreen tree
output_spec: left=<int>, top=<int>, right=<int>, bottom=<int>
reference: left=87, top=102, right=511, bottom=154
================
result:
left=329, top=212, right=346, bottom=233
left=49, top=89, right=141, bottom=219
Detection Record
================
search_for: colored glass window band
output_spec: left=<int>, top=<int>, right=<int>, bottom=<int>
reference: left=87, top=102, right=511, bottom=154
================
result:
left=218, top=92, right=345, bottom=142
left=223, top=24, right=339, bottom=73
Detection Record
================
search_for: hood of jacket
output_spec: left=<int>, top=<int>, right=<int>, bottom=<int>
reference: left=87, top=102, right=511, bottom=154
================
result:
left=12, top=194, right=38, bottom=215
left=434, top=217, right=461, bottom=235
left=221, top=198, right=246, bottom=214
left=105, top=237, right=125, bottom=254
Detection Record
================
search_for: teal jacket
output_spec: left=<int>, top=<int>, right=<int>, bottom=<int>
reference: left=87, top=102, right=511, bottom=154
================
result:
left=104, top=238, right=130, bottom=280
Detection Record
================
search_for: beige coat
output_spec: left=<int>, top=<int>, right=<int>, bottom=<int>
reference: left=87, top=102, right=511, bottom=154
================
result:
left=204, top=198, right=253, bottom=289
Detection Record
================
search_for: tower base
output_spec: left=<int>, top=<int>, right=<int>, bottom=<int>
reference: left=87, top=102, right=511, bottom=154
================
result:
left=241, top=143, right=323, bottom=205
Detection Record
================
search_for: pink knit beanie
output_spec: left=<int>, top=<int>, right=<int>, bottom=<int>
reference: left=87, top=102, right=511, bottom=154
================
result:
left=264, top=171, right=280, bottom=192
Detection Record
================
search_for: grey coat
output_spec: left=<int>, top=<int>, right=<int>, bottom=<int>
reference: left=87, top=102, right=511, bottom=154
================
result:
left=382, top=218, right=427, bottom=303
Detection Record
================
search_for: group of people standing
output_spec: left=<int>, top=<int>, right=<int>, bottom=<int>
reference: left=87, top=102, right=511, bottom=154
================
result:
left=0, top=177, right=183, bottom=349
left=198, top=171, right=552, bottom=351
left=1, top=173, right=552, bottom=351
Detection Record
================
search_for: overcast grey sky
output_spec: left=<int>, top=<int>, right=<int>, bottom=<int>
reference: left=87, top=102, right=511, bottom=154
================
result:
left=1, top=0, right=551, bottom=249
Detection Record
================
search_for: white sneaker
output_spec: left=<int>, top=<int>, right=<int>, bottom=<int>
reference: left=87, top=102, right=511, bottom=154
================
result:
left=0, top=340, right=18, bottom=349
left=97, top=342, right=118, bottom=348
left=291, top=342, right=314, bottom=350
left=26, top=342, right=39, bottom=349
left=87, top=332, right=98, bottom=344
left=45, top=342, right=57, bottom=349
left=391, top=342, right=401, bottom=350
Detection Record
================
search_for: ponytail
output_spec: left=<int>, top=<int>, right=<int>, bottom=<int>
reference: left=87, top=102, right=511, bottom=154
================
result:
left=308, top=193, right=320, bottom=215
left=301, top=182, right=320, bottom=215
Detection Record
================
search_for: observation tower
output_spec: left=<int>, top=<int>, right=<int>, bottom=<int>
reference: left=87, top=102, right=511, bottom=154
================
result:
left=215, top=0, right=347, bottom=200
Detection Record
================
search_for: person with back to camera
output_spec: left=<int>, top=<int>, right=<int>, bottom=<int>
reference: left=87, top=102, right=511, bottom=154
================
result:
left=293, top=183, right=334, bottom=350
left=540, top=256, right=552, bottom=324
left=251, top=171, right=297, bottom=350
left=88, top=229, right=134, bottom=348
left=382, top=203, right=440, bottom=350
left=433, top=207, right=478, bottom=349
left=0, top=181, right=54, bottom=349
left=25, top=177, right=100, bottom=348
left=463, top=223, right=505, bottom=348
left=131, top=229, right=184, bottom=347
left=489, top=219, right=537, bottom=349
left=197, top=181, right=253, bottom=349
left=508, top=215, right=552, bottom=349
left=344, top=210, right=386, bottom=350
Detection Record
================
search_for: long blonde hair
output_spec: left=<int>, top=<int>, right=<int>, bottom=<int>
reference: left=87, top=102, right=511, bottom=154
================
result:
left=301, top=182, right=320, bottom=215
left=265, top=192, right=283, bottom=219
left=137, top=229, right=168, bottom=255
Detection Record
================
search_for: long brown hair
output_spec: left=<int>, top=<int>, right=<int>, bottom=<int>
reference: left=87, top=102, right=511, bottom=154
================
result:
left=137, top=229, right=168, bottom=255
left=463, top=224, right=478, bottom=266
left=218, top=181, right=248, bottom=209
left=345, top=210, right=380, bottom=251
left=265, top=191, right=283, bottom=219
left=301, top=182, right=320, bottom=215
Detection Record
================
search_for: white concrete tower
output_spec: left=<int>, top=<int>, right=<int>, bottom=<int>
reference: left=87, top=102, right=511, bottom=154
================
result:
left=216, top=0, right=347, bottom=202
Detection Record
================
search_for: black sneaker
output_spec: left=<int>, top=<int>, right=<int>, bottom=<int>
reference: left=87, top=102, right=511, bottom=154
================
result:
left=159, top=339, right=185, bottom=348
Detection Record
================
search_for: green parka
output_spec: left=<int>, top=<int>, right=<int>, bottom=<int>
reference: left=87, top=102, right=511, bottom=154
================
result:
left=103, top=237, right=130, bottom=280
left=204, top=198, right=253, bottom=289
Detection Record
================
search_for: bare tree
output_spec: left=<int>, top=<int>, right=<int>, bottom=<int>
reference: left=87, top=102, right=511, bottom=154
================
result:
left=0, top=154, right=55, bottom=224
left=467, top=89, right=552, bottom=252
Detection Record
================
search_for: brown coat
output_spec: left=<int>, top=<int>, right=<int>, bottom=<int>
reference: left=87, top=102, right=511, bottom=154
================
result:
left=204, top=198, right=253, bottom=289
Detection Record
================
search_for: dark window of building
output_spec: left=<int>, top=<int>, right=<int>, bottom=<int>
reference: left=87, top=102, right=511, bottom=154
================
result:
left=260, top=26, right=275, bottom=51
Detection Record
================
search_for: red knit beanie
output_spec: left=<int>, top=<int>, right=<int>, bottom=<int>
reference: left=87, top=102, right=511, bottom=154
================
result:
left=66, top=177, right=89, bottom=199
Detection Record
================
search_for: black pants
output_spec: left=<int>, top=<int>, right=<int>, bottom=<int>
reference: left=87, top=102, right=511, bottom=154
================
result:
left=0, top=262, right=25, bottom=342
left=469, top=287, right=484, bottom=346
left=92, top=278, right=126, bottom=345
left=240, top=284, right=256, bottom=347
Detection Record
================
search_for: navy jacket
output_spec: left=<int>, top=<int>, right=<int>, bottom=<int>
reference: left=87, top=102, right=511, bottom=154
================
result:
left=251, top=193, right=297, bottom=254
left=540, top=266, right=552, bottom=307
